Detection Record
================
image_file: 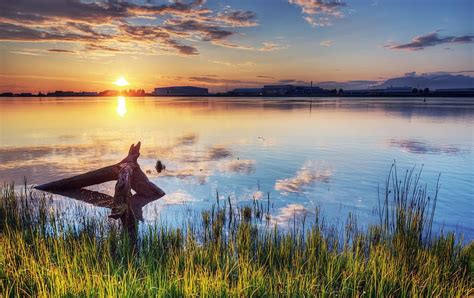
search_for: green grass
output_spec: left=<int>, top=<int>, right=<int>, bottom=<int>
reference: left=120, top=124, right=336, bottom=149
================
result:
left=0, top=165, right=473, bottom=297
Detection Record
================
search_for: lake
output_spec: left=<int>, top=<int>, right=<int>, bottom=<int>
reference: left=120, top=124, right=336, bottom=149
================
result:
left=1, top=97, right=473, bottom=240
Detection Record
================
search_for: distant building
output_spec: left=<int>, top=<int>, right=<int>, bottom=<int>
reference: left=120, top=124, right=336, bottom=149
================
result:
left=263, top=85, right=294, bottom=96
left=263, top=85, right=324, bottom=96
left=78, top=91, right=98, bottom=96
left=154, top=86, right=208, bottom=96
left=291, top=85, right=323, bottom=95
left=230, top=88, right=263, bottom=96
left=47, top=91, right=76, bottom=96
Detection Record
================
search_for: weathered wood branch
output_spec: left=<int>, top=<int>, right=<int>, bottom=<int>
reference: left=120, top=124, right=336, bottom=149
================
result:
left=109, top=163, right=134, bottom=220
left=35, top=165, right=119, bottom=191
left=35, top=142, right=165, bottom=199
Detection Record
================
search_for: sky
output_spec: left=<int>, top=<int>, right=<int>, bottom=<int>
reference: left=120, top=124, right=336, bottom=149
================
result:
left=0, top=0, right=472, bottom=93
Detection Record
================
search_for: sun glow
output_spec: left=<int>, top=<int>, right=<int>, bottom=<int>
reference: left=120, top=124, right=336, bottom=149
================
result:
left=114, top=76, right=129, bottom=87
left=116, top=96, right=127, bottom=117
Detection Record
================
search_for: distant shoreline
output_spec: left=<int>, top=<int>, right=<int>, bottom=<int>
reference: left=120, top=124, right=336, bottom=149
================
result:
left=1, top=93, right=474, bottom=98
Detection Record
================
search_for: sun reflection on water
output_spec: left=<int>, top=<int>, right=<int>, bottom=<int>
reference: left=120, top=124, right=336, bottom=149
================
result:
left=116, top=96, right=127, bottom=117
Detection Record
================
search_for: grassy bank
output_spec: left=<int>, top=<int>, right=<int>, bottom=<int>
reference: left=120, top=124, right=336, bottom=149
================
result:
left=0, top=166, right=473, bottom=297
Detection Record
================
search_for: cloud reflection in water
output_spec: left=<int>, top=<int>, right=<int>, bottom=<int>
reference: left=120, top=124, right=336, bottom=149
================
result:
left=389, top=139, right=466, bottom=155
left=275, top=162, right=331, bottom=195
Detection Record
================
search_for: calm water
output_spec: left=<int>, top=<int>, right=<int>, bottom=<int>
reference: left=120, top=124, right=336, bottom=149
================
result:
left=1, top=97, right=473, bottom=239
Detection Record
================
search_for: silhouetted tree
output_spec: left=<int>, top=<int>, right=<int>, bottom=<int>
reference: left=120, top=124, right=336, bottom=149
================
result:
left=412, top=88, right=418, bottom=93
left=424, top=88, right=430, bottom=93
left=338, top=88, right=344, bottom=95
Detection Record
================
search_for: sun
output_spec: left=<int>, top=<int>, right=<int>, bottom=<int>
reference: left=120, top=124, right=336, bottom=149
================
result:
left=114, top=76, right=129, bottom=87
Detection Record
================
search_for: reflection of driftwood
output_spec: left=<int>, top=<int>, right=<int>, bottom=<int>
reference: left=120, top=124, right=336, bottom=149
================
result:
left=35, top=142, right=165, bottom=226
left=47, top=188, right=162, bottom=222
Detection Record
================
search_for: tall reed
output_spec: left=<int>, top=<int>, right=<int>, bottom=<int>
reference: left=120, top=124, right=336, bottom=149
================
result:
left=0, top=164, right=472, bottom=297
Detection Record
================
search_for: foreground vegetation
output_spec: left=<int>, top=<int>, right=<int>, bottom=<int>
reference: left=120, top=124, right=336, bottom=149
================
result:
left=0, top=166, right=473, bottom=297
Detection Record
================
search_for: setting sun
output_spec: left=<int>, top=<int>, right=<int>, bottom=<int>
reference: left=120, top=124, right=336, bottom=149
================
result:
left=114, top=77, right=129, bottom=87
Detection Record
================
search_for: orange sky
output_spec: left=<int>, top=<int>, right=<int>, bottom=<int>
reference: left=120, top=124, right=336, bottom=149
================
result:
left=0, top=0, right=472, bottom=93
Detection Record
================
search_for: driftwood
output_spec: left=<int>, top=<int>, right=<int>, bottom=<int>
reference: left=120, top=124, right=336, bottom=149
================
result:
left=35, top=142, right=164, bottom=198
left=35, top=142, right=165, bottom=224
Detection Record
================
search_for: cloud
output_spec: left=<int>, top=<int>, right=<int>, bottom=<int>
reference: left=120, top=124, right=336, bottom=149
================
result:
left=209, top=60, right=256, bottom=68
left=386, top=31, right=474, bottom=51
left=211, top=41, right=287, bottom=52
left=216, top=9, right=258, bottom=27
left=275, top=162, right=331, bottom=195
left=10, top=50, right=43, bottom=56
left=188, top=75, right=263, bottom=86
left=289, top=0, right=346, bottom=27
left=85, top=44, right=122, bottom=52
left=258, top=42, right=287, bottom=52
left=47, top=49, right=75, bottom=53
left=0, top=0, right=259, bottom=56
left=163, top=19, right=234, bottom=41
left=320, top=39, right=333, bottom=46
left=278, top=79, right=311, bottom=85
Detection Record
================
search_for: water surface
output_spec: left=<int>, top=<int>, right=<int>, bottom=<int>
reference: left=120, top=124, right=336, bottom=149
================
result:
left=1, top=97, right=473, bottom=239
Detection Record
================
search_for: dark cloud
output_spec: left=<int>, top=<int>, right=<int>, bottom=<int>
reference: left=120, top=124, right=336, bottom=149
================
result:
left=216, top=10, right=258, bottom=27
left=278, top=79, right=310, bottom=85
left=188, top=76, right=248, bottom=85
left=47, top=48, right=75, bottom=53
left=164, top=39, right=199, bottom=55
left=164, top=19, right=234, bottom=41
left=0, top=22, right=103, bottom=42
left=0, top=0, right=208, bottom=24
left=0, top=0, right=258, bottom=56
left=387, top=31, right=474, bottom=51
left=85, top=44, right=121, bottom=52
